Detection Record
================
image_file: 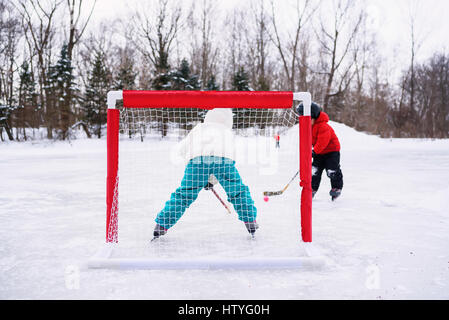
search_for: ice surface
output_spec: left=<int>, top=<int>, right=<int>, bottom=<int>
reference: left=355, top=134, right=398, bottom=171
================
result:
left=0, top=122, right=448, bottom=299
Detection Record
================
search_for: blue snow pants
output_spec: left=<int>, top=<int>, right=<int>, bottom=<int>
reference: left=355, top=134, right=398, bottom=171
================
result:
left=155, top=156, right=257, bottom=229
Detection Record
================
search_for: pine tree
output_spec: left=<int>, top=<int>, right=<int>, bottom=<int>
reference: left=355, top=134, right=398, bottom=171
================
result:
left=170, top=59, right=201, bottom=90
left=151, top=47, right=171, bottom=90
left=18, top=61, right=36, bottom=105
left=152, top=72, right=171, bottom=90
left=232, top=67, right=251, bottom=91
left=84, top=50, right=112, bottom=138
left=169, top=59, right=201, bottom=134
left=17, top=61, right=37, bottom=140
left=47, top=44, right=77, bottom=140
left=231, top=67, right=252, bottom=129
left=153, top=59, right=202, bottom=137
left=205, top=75, right=220, bottom=91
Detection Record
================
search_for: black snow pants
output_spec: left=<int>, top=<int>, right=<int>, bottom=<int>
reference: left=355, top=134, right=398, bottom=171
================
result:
left=312, top=151, right=343, bottom=191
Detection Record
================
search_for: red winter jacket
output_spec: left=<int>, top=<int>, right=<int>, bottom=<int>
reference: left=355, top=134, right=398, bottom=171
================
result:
left=312, top=111, right=340, bottom=155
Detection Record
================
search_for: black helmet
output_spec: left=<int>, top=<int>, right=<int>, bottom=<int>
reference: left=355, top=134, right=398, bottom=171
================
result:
left=296, top=102, right=321, bottom=119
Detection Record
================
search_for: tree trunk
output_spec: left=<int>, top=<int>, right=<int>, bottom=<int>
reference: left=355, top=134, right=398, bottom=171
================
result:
left=3, top=121, right=14, bottom=141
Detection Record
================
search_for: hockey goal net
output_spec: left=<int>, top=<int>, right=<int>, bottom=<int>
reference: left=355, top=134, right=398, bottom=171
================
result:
left=88, top=90, right=319, bottom=270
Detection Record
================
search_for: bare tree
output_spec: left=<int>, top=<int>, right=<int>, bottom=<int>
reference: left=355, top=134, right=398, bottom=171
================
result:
left=406, top=1, right=422, bottom=121
left=368, top=56, right=393, bottom=137
left=348, top=11, right=377, bottom=129
left=246, top=0, right=271, bottom=90
left=429, top=54, right=449, bottom=138
left=268, top=0, right=319, bottom=91
left=77, top=20, right=118, bottom=90
left=134, top=0, right=182, bottom=76
left=392, top=1, right=428, bottom=137
left=315, top=0, right=363, bottom=110
left=64, top=0, right=96, bottom=61
left=187, top=0, right=219, bottom=89
left=0, top=0, right=22, bottom=141
left=54, top=0, right=96, bottom=140
left=221, top=7, right=250, bottom=90
left=17, top=0, right=61, bottom=139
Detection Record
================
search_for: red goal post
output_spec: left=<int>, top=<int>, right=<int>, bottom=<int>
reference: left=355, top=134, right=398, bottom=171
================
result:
left=105, top=90, right=313, bottom=245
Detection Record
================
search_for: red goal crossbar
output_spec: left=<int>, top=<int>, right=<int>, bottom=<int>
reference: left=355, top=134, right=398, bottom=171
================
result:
left=121, top=90, right=294, bottom=109
left=106, top=90, right=312, bottom=244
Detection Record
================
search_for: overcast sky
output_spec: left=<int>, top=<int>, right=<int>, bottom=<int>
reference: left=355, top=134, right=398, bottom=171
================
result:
left=87, top=0, right=449, bottom=65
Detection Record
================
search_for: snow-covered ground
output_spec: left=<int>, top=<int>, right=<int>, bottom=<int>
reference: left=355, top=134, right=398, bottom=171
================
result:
left=1, top=122, right=448, bottom=299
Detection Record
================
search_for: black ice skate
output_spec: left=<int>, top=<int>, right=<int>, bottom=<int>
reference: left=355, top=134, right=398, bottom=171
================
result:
left=244, top=221, right=259, bottom=235
left=151, top=223, right=167, bottom=241
left=330, top=188, right=342, bottom=201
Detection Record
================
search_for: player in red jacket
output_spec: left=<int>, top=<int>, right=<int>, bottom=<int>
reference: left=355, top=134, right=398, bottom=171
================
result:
left=274, top=133, right=280, bottom=148
left=297, top=102, right=343, bottom=200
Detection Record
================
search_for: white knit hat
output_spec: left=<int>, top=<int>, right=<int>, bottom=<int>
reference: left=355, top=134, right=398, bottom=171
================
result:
left=203, top=108, right=233, bottom=129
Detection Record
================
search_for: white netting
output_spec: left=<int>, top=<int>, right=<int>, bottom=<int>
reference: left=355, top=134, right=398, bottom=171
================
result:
left=112, top=106, right=303, bottom=260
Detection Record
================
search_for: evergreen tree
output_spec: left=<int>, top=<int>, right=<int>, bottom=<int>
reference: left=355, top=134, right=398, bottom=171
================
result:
left=47, top=44, right=77, bottom=140
left=152, top=72, right=171, bottom=90
left=17, top=61, right=37, bottom=139
left=231, top=67, right=252, bottom=129
left=153, top=59, right=203, bottom=137
left=84, top=50, right=112, bottom=138
left=230, top=66, right=270, bottom=130
left=232, top=67, right=251, bottom=91
left=170, top=59, right=201, bottom=134
left=151, top=47, right=171, bottom=90
left=170, top=59, right=201, bottom=90
left=18, top=61, right=36, bottom=105
left=205, top=75, right=220, bottom=91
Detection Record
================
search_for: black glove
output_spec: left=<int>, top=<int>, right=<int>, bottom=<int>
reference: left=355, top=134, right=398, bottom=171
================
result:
left=204, top=182, right=214, bottom=190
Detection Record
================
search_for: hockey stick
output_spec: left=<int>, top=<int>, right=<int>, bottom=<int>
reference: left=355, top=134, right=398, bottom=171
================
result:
left=210, top=187, right=232, bottom=214
left=263, top=171, right=299, bottom=197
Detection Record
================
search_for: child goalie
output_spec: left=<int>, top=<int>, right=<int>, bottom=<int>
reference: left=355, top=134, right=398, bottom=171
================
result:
left=152, top=108, right=259, bottom=239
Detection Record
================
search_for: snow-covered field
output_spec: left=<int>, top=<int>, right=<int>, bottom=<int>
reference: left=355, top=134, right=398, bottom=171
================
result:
left=1, top=122, right=448, bottom=299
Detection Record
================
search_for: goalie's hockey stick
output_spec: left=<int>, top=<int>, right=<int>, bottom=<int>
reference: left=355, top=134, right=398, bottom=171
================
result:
left=263, top=171, right=299, bottom=197
left=210, top=187, right=232, bottom=214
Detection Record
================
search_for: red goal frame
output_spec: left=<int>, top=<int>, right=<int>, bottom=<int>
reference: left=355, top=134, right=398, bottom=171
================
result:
left=105, top=90, right=313, bottom=244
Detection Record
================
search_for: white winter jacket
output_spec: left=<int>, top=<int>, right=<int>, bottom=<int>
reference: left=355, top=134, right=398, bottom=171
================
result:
left=175, top=108, right=236, bottom=163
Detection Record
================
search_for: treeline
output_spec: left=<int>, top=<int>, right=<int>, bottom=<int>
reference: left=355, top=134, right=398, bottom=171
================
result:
left=1, top=0, right=448, bottom=141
